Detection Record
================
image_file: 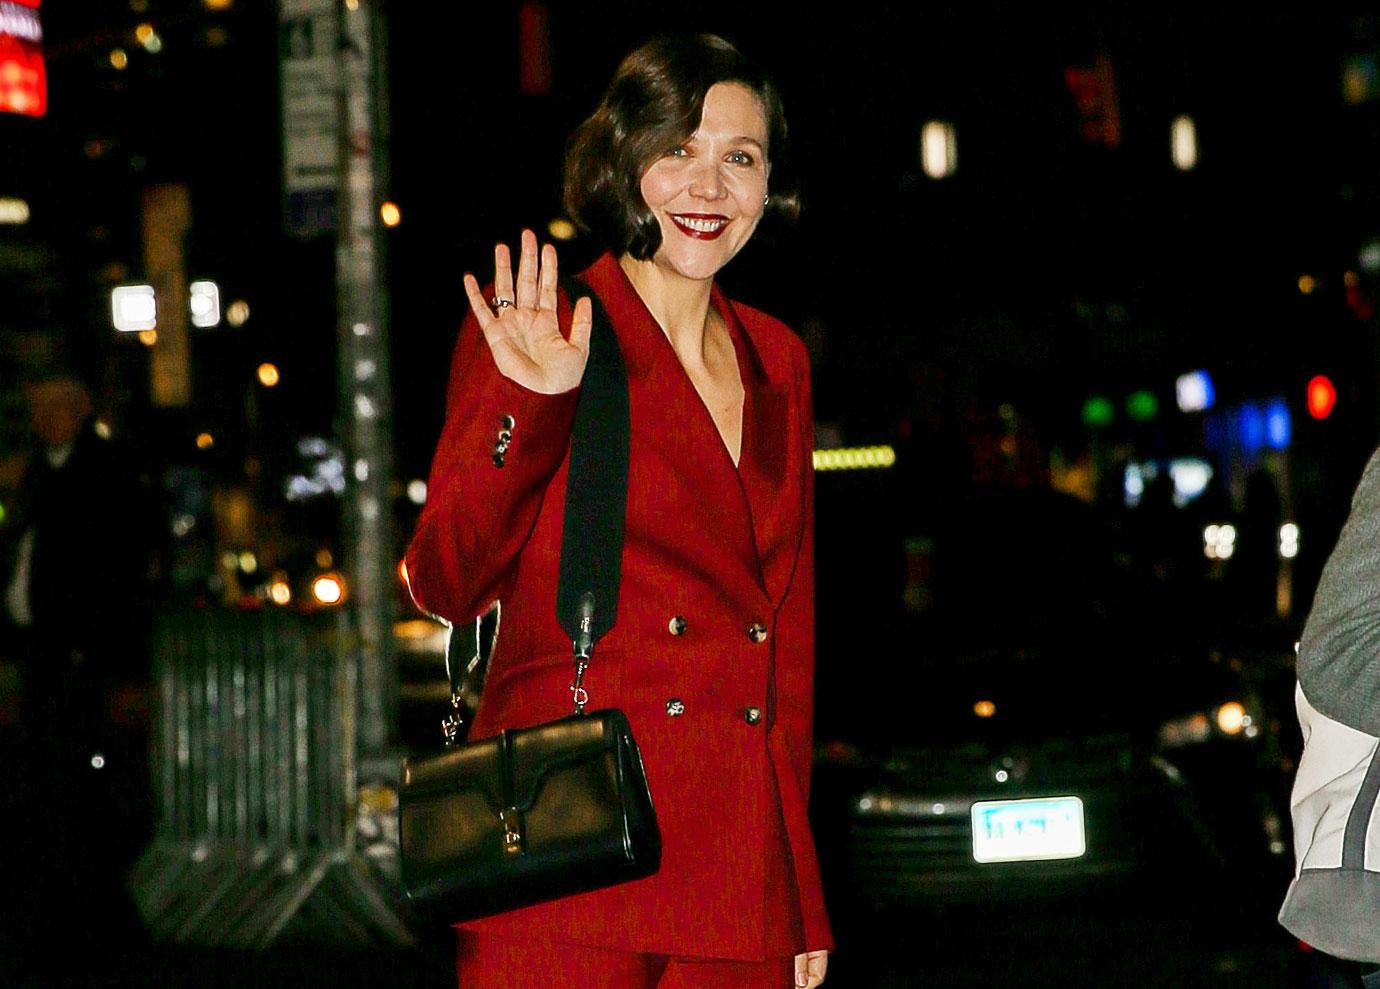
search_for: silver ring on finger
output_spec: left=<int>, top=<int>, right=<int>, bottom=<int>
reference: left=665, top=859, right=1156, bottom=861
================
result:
left=491, top=296, right=515, bottom=311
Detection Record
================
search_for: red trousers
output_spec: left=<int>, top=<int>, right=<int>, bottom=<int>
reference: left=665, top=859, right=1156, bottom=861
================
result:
left=456, top=932, right=796, bottom=988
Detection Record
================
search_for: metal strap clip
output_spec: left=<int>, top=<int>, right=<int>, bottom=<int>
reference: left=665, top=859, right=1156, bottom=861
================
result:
left=571, top=592, right=594, bottom=715
left=498, top=808, right=523, bottom=854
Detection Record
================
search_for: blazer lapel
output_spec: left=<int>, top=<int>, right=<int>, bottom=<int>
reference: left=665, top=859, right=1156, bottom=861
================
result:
left=714, top=283, right=805, bottom=608
left=578, top=255, right=765, bottom=596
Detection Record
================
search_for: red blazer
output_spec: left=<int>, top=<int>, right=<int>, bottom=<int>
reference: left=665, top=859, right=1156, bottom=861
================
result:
left=405, top=252, right=833, bottom=961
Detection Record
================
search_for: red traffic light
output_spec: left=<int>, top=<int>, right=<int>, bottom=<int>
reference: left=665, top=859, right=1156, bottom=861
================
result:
left=1307, top=375, right=1337, bottom=420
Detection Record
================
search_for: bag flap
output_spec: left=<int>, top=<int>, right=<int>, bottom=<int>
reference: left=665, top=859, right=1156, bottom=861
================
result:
left=508, top=709, right=629, bottom=812
left=401, top=735, right=507, bottom=811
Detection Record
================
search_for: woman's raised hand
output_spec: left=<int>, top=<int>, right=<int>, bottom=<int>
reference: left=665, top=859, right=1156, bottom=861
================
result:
left=462, top=229, right=593, bottom=395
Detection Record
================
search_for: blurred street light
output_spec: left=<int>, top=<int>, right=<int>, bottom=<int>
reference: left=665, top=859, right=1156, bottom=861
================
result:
left=1307, top=375, right=1337, bottom=419
left=1298, top=274, right=1317, bottom=295
left=1175, top=370, right=1214, bottom=412
left=920, top=121, right=957, bottom=180
left=1082, top=395, right=1114, bottom=428
left=112, top=284, right=157, bottom=332
left=1171, top=115, right=1197, bottom=171
left=109, top=49, right=128, bottom=70
left=1280, top=523, right=1300, bottom=560
left=225, top=299, right=250, bottom=326
left=312, top=573, right=345, bottom=606
left=1216, top=701, right=1247, bottom=735
left=1204, top=523, right=1236, bottom=560
left=138, top=329, right=158, bottom=347
left=1126, top=390, right=1158, bottom=422
left=1361, top=242, right=1380, bottom=274
left=548, top=218, right=576, bottom=241
left=813, top=446, right=896, bottom=471
left=196, top=432, right=215, bottom=450
left=380, top=201, right=401, bottom=227
left=0, top=198, right=30, bottom=224
left=257, top=362, right=280, bottom=387
left=189, top=280, right=221, bottom=327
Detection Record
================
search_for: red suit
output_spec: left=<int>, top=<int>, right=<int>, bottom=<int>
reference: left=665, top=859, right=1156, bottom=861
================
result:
left=405, top=252, right=833, bottom=961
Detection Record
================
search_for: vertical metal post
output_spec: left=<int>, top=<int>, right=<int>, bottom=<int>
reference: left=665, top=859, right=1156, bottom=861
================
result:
left=335, top=0, right=395, bottom=757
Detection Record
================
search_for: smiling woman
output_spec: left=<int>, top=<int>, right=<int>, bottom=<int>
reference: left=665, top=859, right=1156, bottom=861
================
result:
left=406, top=32, right=830, bottom=989
left=562, top=33, right=799, bottom=263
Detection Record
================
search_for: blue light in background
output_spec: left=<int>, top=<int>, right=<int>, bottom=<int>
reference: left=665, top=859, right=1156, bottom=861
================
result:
left=1204, top=412, right=1227, bottom=452
left=1266, top=398, right=1291, bottom=449
left=1238, top=403, right=1266, bottom=453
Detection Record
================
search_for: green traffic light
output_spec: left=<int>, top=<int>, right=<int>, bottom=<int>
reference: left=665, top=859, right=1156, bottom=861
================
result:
left=1082, top=396, right=1115, bottom=428
left=1126, top=390, right=1159, bottom=422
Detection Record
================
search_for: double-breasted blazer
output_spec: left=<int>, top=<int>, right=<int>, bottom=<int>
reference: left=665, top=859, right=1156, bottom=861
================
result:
left=404, top=251, right=833, bottom=961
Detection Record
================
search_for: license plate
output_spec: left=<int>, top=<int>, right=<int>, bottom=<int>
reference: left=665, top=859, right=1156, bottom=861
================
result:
left=971, top=796, right=1086, bottom=863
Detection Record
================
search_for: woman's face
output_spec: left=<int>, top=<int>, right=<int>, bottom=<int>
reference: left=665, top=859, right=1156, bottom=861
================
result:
left=638, top=81, right=770, bottom=282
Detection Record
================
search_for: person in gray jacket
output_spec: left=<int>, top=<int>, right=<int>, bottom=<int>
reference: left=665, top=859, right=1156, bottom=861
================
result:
left=1281, top=447, right=1380, bottom=986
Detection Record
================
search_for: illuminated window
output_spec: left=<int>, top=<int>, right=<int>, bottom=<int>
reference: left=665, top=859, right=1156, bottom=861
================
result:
left=189, top=280, right=221, bottom=327
left=112, top=284, right=157, bottom=332
left=1171, top=115, right=1197, bottom=170
left=0, top=198, right=30, bottom=225
left=920, top=121, right=957, bottom=180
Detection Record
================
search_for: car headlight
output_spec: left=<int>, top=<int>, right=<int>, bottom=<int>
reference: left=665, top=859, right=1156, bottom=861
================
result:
left=1158, top=700, right=1258, bottom=748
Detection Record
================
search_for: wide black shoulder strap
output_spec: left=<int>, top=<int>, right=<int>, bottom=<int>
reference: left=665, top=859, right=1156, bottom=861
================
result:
left=555, top=276, right=629, bottom=648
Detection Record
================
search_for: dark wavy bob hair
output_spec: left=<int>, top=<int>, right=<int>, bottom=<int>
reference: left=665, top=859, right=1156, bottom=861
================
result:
left=563, top=34, right=799, bottom=260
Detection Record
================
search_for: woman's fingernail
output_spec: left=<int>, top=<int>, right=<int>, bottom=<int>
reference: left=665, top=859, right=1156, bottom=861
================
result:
left=796, top=973, right=808, bottom=987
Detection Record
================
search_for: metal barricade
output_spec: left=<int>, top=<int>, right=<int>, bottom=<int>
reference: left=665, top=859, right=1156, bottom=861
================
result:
left=128, top=608, right=412, bottom=948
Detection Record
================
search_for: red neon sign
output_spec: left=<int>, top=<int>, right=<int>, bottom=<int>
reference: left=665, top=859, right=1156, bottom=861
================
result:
left=0, top=0, right=46, bottom=118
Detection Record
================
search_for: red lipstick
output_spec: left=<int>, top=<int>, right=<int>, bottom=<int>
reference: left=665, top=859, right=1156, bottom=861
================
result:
left=670, top=213, right=730, bottom=240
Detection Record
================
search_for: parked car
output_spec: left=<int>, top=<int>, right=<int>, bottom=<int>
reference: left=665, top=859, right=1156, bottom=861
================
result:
left=810, top=486, right=1294, bottom=915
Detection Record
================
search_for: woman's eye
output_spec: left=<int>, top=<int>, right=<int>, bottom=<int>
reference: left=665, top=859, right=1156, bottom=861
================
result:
left=727, top=151, right=754, bottom=165
left=668, top=147, right=690, bottom=158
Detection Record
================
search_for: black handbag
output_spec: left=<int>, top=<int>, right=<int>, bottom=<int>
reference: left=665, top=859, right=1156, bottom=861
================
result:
left=398, top=279, right=662, bottom=922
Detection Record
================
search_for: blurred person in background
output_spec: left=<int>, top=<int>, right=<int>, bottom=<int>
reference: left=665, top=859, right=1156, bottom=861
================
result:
left=0, top=362, right=155, bottom=963
left=405, top=33, right=831, bottom=989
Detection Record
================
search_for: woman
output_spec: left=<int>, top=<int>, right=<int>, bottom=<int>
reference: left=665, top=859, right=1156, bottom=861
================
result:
left=405, top=33, right=831, bottom=989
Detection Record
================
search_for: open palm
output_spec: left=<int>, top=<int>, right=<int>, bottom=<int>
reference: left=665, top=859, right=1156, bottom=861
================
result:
left=462, top=229, right=592, bottom=395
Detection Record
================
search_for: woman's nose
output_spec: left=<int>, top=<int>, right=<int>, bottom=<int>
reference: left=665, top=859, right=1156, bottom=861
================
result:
left=688, top=160, right=727, bottom=201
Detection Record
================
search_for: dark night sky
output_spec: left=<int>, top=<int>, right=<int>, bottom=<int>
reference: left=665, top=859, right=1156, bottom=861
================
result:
left=384, top=2, right=1379, bottom=471
left=5, top=1, right=1379, bottom=490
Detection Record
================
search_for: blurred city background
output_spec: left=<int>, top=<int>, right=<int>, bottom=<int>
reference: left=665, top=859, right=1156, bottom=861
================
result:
left=2, top=0, right=1379, bottom=985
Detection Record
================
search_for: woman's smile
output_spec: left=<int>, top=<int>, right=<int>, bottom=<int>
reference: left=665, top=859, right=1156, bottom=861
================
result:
left=670, top=213, right=730, bottom=239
